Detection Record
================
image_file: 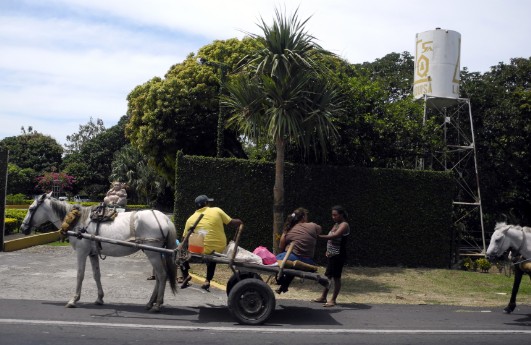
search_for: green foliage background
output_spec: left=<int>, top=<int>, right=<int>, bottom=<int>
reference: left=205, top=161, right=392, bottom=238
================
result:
left=174, top=153, right=454, bottom=268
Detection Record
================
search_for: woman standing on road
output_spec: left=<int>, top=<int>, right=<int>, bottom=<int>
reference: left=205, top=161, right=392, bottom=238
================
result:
left=314, top=205, right=350, bottom=307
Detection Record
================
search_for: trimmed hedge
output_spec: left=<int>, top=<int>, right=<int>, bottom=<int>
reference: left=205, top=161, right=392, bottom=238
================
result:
left=174, top=153, right=455, bottom=268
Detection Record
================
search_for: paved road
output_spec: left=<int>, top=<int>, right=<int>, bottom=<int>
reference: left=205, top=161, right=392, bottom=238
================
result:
left=1, top=246, right=530, bottom=344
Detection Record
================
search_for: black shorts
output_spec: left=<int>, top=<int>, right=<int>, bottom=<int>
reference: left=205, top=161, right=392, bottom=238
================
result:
left=325, top=253, right=346, bottom=278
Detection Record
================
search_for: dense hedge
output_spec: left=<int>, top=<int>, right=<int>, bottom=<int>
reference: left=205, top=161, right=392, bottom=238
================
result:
left=174, top=153, right=455, bottom=268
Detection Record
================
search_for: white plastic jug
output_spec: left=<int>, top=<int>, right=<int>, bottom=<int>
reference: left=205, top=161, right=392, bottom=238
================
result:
left=188, top=229, right=207, bottom=254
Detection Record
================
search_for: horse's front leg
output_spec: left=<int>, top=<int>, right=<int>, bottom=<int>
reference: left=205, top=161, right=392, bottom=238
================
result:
left=89, top=254, right=104, bottom=305
left=66, top=253, right=87, bottom=308
left=504, top=265, right=524, bottom=313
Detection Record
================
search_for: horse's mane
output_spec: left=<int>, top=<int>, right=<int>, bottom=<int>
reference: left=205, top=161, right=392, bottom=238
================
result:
left=49, top=197, right=71, bottom=220
left=49, top=197, right=91, bottom=224
left=496, top=221, right=531, bottom=233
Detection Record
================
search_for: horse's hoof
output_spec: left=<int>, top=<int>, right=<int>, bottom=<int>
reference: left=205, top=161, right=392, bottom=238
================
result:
left=503, top=304, right=516, bottom=314
left=150, top=305, right=161, bottom=313
left=65, top=302, right=77, bottom=308
left=145, top=303, right=153, bottom=310
left=95, top=300, right=104, bottom=305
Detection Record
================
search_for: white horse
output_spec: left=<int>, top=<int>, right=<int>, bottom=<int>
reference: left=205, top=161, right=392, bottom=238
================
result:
left=486, top=221, right=531, bottom=313
left=486, top=222, right=531, bottom=260
left=20, top=193, right=177, bottom=312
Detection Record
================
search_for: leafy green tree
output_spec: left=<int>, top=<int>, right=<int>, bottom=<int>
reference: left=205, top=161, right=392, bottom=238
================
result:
left=64, top=117, right=106, bottom=154
left=0, top=132, right=63, bottom=173
left=223, top=8, right=343, bottom=252
left=461, top=58, right=531, bottom=224
left=125, top=39, right=259, bottom=184
left=6, top=163, right=37, bottom=196
left=336, top=52, right=429, bottom=169
left=62, top=116, right=128, bottom=198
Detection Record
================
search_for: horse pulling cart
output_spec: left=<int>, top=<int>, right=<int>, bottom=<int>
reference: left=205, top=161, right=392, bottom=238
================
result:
left=63, top=227, right=329, bottom=325
left=19, top=193, right=328, bottom=325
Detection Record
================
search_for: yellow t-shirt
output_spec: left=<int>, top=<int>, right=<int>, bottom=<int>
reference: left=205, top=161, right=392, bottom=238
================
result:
left=184, top=207, right=232, bottom=254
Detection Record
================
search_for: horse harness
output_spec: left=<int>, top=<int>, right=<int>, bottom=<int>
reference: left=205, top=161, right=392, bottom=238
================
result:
left=509, top=228, right=528, bottom=259
left=25, top=195, right=169, bottom=258
left=507, top=228, right=531, bottom=270
left=87, top=206, right=167, bottom=259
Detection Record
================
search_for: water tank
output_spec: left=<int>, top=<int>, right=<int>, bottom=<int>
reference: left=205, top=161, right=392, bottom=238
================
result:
left=413, top=28, right=461, bottom=101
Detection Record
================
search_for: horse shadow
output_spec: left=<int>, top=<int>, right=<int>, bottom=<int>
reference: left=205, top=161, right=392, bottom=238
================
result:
left=41, top=300, right=372, bottom=326
left=503, top=312, right=531, bottom=327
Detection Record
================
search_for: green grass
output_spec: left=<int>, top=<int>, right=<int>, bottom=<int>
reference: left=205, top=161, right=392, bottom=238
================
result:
left=190, top=263, right=530, bottom=307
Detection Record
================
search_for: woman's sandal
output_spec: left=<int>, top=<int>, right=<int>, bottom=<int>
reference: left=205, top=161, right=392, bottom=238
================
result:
left=201, top=282, right=210, bottom=292
left=323, top=302, right=336, bottom=307
left=180, top=275, right=192, bottom=289
left=312, top=298, right=327, bottom=303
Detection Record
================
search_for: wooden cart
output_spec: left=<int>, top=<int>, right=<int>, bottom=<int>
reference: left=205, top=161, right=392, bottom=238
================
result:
left=66, top=225, right=329, bottom=325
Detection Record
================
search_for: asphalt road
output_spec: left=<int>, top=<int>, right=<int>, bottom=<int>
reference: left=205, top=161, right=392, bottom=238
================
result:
left=1, top=245, right=530, bottom=344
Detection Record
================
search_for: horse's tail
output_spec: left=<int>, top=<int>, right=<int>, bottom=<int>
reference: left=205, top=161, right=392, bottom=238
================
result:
left=165, top=220, right=178, bottom=294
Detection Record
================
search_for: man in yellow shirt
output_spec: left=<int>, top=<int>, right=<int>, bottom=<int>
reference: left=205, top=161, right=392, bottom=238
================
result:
left=181, top=195, right=242, bottom=291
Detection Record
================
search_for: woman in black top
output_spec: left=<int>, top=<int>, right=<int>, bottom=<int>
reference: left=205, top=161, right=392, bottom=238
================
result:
left=314, top=205, right=350, bottom=307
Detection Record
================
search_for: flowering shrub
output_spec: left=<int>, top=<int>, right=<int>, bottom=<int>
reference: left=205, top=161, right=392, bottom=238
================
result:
left=3, top=218, right=19, bottom=234
left=36, top=172, right=75, bottom=193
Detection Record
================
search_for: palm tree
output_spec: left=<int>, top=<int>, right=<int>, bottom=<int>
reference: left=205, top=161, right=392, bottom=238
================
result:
left=223, top=8, right=343, bottom=252
left=110, top=145, right=170, bottom=206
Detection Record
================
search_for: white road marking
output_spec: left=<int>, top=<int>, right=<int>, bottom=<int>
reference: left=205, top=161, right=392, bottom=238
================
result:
left=1, top=319, right=531, bottom=334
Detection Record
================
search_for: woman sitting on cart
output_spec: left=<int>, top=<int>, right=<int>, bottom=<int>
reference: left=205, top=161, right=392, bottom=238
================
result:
left=275, top=207, right=322, bottom=294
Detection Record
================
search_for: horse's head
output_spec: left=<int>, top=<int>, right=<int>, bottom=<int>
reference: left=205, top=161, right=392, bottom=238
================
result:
left=486, top=222, right=513, bottom=260
left=20, top=192, right=56, bottom=235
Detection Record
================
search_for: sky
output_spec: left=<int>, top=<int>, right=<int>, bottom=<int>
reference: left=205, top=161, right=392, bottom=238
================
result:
left=1, top=0, right=530, bottom=147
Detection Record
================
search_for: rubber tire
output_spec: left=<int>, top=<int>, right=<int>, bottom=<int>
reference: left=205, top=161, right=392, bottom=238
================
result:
left=227, top=278, right=275, bottom=325
left=226, top=272, right=262, bottom=296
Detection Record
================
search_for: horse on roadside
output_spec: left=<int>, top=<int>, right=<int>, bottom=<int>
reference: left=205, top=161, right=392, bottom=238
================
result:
left=20, top=193, right=177, bottom=312
left=486, top=221, right=531, bottom=313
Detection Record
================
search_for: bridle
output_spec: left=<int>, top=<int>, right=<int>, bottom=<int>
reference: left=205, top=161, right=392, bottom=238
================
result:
left=21, top=194, right=47, bottom=232
left=21, top=194, right=64, bottom=233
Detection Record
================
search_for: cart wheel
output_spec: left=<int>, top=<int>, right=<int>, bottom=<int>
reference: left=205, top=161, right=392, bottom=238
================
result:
left=227, top=278, right=275, bottom=325
left=226, top=272, right=262, bottom=296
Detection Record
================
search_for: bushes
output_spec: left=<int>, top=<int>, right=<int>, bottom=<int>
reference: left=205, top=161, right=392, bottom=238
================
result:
left=461, top=256, right=492, bottom=273
left=6, top=193, right=31, bottom=205
left=4, top=209, right=28, bottom=234
left=3, top=218, right=19, bottom=234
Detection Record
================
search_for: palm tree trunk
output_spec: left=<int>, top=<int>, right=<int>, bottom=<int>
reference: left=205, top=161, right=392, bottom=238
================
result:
left=273, top=137, right=286, bottom=253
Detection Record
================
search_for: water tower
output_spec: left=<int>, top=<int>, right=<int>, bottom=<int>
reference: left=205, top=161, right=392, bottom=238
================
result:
left=414, top=28, right=485, bottom=260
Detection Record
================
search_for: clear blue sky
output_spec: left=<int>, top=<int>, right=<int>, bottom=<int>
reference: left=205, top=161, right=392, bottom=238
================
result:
left=1, top=0, right=529, bottom=146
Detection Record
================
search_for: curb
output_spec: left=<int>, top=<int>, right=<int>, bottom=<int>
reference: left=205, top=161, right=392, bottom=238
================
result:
left=3, top=231, right=61, bottom=252
left=188, top=273, right=226, bottom=291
